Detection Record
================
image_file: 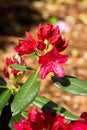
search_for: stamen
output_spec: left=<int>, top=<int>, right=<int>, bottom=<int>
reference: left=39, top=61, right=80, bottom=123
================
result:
left=36, top=39, right=54, bottom=56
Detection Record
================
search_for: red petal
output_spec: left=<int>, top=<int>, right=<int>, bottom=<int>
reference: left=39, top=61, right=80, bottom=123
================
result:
left=55, top=38, right=69, bottom=52
left=39, top=60, right=65, bottom=79
left=50, top=34, right=61, bottom=45
left=38, top=48, right=68, bottom=65
left=40, top=64, right=51, bottom=79
left=38, top=23, right=53, bottom=40
left=25, top=32, right=37, bottom=47
left=15, top=40, right=35, bottom=55
left=51, top=60, right=64, bottom=78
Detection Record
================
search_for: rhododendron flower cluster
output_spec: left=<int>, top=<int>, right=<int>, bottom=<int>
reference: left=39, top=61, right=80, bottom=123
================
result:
left=14, top=109, right=66, bottom=130
left=14, top=109, right=87, bottom=130
left=4, top=54, right=26, bottom=85
left=1, top=23, right=87, bottom=130
left=15, top=23, right=68, bottom=79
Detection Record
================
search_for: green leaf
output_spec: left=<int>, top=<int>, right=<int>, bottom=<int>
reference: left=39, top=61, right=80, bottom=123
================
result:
left=0, top=77, right=7, bottom=85
left=29, top=52, right=37, bottom=59
left=11, top=72, right=40, bottom=116
left=0, top=89, right=11, bottom=115
left=9, top=113, right=24, bottom=130
left=21, top=111, right=28, bottom=119
left=52, top=75, right=87, bottom=95
left=11, top=64, right=33, bottom=71
left=33, top=95, right=80, bottom=120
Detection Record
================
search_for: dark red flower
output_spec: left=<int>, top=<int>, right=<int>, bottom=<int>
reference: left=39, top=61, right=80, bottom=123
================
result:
left=80, top=112, right=87, bottom=124
left=37, top=23, right=68, bottom=52
left=15, top=32, right=37, bottom=56
left=38, top=48, right=68, bottom=79
left=28, top=108, right=44, bottom=129
left=14, top=23, right=69, bottom=79
left=15, top=23, right=68, bottom=56
left=38, top=24, right=53, bottom=40
left=14, top=119, right=32, bottom=130
left=42, top=110, right=55, bottom=129
left=55, top=38, right=68, bottom=52
left=14, top=109, right=67, bottom=130
left=14, top=109, right=44, bottom=130
left=68, top=122, right=87, bottom=130
left=68, top=112, right=87, bottom=130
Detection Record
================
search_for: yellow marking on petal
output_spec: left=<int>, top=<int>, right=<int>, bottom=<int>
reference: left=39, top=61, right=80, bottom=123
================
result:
left=36, top=39, right=54, bottom=56
left=47, top=44, right=54, bottom=52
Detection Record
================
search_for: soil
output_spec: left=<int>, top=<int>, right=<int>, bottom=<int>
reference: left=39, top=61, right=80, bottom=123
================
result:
left=0, top=0, right=87, bottom=118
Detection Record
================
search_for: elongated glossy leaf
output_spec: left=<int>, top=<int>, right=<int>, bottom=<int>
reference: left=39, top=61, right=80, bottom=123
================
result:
left=11, top=64, right=33, bottom=71
left=21, top=111, right=28, bottom=119
left=0, top=89, right=11, bottom=114
left=52, top=75, right=87, bottom=95
left=11, top=72, right=40, bottom=116
left=33, top=95, right=80, bottom=120
left=9, top=113, right=23, bottom=130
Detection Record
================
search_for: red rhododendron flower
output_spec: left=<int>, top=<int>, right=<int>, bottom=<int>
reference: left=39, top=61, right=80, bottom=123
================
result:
left=42, top=109, right=56, bottom=129
left=51, top=114, right=67, bottom=130
left=4, top=54, right=26, bottom=78
left=38, top=48, right=68, bottom=79
left=55, top=38, right=68, bottom=52
left=14, top=119, right=32, bottom=130
left=38, top=23, right=60, bottom=44
left=15, top=32, right=37, bottom=56
left=28, top=108, right=44, bottom=129
left=15, top=23, right=68, bottom=56
left=67, top=112, right=87, bottom=130
left=14, top=109, right=67, bottom=130
left=14, top=23, right=69, bottom=79
left=80, top=112, right=87, bottom=124
left=14, top=110, right=87, bottom=130
left=68, top=121, right=87, bottom=130
left=66, top=124, right=87, bottom=130
left=37, top=23, right=68, bottom=52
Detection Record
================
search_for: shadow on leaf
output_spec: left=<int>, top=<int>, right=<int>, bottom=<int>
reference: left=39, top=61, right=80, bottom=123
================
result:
left=42, top=100, right=66, bottom=116
left=51, top=75, right=76, bottom=87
